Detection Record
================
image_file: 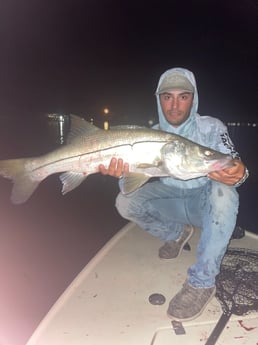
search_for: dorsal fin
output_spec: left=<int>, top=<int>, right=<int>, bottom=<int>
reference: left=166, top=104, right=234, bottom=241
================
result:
left=67, top=115, right=100, bottom=144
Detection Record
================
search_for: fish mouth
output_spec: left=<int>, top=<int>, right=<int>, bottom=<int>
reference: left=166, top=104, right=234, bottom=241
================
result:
left=211, top=158, right=234, bottom=171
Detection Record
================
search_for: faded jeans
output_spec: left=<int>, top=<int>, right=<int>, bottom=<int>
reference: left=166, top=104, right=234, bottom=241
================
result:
left=115, top=180, right=239, bottom=288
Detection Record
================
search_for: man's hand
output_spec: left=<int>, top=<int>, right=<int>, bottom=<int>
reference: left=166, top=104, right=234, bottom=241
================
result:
left=99, top=158, right=129, bottom=178
left=208, top=159, right=246, bottom=185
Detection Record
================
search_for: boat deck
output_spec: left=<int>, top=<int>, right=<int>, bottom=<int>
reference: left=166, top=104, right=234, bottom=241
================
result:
left=27, top=223, right=258, bottom=345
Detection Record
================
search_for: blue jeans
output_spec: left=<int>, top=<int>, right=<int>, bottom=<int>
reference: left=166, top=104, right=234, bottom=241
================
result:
left=115, top=180, right=239, bottom=288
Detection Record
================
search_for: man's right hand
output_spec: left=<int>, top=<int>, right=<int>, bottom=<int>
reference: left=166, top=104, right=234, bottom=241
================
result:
left=98, top=158, right=129, bottom=178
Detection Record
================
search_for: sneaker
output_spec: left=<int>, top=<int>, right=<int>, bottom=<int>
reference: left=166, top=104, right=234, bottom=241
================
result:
left=159, top=225, right=194, bottom=259
left=167, top=280, right=216, bottom=321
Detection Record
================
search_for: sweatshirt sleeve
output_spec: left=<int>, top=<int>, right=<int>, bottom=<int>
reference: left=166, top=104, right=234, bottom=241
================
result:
left=205, top=117, right=240, bottom=159
left=215, top=120, right=249, bottom=187
left=219, top=130, right=240, bottom=159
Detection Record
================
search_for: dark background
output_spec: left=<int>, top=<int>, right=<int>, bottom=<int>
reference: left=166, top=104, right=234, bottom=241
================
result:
left=0, top=0, right=257, bottom=124
left=0, top=1, right=257, bottom=345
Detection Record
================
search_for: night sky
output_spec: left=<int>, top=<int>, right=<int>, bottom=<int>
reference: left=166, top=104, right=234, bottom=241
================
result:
left=0, top=0, right=257, bottom=125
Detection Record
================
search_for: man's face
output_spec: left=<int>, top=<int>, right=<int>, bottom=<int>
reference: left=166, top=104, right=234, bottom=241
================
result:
left=159, top=90, right=194, bottom=127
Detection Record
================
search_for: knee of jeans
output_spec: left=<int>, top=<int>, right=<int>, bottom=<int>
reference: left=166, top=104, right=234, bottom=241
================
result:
left=115, top=192, right=144, bottom=220
left=210, top=182, right=239, bottom=209
left=211, top=182, right=238, bottom=201
left=115, top=193, right=133, bottom=219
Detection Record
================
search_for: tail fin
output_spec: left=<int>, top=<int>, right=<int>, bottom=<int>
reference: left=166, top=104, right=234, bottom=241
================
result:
left=0, top=158, right=40, bottom=204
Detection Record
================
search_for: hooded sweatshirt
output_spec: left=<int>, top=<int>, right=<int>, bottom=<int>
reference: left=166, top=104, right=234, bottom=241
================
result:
left=154, top=67, right=239, bottom=189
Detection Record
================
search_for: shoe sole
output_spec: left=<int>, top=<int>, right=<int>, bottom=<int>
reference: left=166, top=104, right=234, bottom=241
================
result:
left=167, top=287, right=216, bottom=322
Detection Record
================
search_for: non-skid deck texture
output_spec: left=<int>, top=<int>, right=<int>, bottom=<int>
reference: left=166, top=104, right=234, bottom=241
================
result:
left=27, top=223, right=258, bottom=345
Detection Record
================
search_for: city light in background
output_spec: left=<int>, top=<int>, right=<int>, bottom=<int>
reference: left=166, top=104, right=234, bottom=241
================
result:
left=103, top=107, right=110, bottom=130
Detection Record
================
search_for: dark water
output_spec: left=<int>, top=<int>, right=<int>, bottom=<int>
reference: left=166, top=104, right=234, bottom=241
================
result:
left=0, top=115, right=127, bottom=345
left=227, top=124, right=258, bottom=234
left=0, top=115, right=257, bottom=345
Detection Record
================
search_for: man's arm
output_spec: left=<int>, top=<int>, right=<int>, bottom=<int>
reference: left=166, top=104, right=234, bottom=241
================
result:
left=208, top=159, right=248, bottom=186
left=208, top=124, right=249, bottom=187
left=99, top=154, right=248, bottom=187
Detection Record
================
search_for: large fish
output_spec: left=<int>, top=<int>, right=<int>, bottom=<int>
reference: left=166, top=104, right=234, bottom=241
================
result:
left=0, top=115, right=232, bottom=204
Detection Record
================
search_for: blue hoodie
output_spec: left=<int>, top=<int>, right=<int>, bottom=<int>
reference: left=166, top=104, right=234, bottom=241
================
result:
left=154, top=67, right=239, bottom=189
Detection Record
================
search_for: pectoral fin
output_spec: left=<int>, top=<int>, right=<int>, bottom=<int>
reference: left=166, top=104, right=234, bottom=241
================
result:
left=136, top=160, right=162, bottom=169
left=136, top=163, right=156, bottom=168
left=120, top=173, right=150, bottom=194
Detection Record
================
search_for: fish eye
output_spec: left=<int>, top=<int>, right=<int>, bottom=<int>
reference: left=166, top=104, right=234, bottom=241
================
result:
left=204, top=150, right=213, bottom=156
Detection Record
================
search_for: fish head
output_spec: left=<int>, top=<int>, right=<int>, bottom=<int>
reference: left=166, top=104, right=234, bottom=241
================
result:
left=161, top=140, right=233, bottom=180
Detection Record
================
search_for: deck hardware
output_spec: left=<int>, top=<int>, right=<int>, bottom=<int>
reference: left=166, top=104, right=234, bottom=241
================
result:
left=171, top=320, right=186, bottom=335
left=148, top=293, right=166, bottom=305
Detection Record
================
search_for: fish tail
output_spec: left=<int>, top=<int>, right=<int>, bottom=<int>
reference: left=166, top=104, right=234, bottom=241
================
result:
left=0, top=158, right=40, bottom=204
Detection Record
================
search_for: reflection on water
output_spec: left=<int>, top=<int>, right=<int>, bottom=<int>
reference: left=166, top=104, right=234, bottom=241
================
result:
left=227, top=122, right=257, bottom=234
left=47, top=113, right=70, bottom=145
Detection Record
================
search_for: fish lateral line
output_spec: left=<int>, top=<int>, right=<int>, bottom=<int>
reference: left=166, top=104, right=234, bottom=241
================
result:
left=29, top=140, right=170, bottom=173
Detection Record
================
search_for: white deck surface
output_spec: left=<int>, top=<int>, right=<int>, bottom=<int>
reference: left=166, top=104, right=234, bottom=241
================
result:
left=27, top=223, right=258, bottom=345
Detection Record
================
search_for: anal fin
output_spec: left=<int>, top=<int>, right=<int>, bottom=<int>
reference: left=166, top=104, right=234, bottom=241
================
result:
left=60, top=172, right=88, bottom=195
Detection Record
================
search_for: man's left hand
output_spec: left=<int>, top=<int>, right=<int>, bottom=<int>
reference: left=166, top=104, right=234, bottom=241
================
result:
left=208, top=159, right=246, bottom=185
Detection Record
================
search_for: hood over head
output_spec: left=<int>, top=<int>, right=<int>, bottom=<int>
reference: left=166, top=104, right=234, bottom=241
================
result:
left=155, top=67, right=199, bottom=138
